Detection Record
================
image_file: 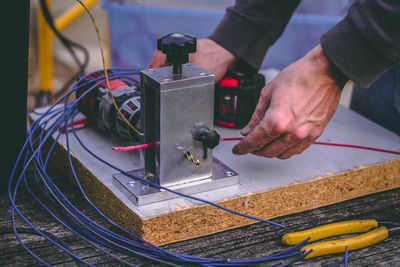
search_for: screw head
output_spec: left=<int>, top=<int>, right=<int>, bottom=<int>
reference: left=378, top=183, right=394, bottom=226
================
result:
left=225, top=171, right=234, bottom=177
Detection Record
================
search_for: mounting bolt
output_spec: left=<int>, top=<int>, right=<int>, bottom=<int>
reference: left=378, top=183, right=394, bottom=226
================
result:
left=225, top=171, right=234, bottom=177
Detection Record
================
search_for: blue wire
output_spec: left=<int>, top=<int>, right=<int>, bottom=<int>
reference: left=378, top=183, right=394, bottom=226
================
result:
left=12, top=77, right=205, bottom=266
left=39, top=97, right=180, bottom=264
left=326, top=250, right=355, bottom=267
left=12, top=75, right=195, bottom=267
left=278, top=249, right=312, bottom=267
left=8, top=75, right=138, bottom=266
left=9, top=69, right=316, bottom=266
left=22, top=112, right=169, bottom=265
left=10, top=163, right=93, bottom=266
left=18, top=71, right=284, bottom=266
left=56, top=88, right=198, bottom=264
left=12, top=111, right=127, bottom=266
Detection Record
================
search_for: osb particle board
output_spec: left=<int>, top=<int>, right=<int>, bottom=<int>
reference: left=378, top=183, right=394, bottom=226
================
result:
left=30, top=105, right=400, bottom=245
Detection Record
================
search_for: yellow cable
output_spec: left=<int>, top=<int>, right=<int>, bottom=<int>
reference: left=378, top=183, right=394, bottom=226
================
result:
left=75, top=0, right=144, bottom=137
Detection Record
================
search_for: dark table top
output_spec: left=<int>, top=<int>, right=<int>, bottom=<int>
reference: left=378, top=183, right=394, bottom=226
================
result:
left=1, top=163, right=399, bottom=266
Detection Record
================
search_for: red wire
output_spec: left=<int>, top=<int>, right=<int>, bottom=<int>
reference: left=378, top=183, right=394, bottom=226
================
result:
left=312, top=141, right=400, bottom=155
left=219, top=137, right=243, bottom=141
left=112, top=138, right=400, bottom=155
left=112, top=142, right=159, bottom=151
left=59, top=118, right=89, bottom=133
left=62, top=116, right=397, bottom=155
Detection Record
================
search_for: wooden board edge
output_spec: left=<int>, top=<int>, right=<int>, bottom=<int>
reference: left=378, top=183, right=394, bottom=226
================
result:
left=143, top=159, right=400, bottom=245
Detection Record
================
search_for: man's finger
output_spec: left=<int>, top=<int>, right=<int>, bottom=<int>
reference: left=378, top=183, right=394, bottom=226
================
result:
left=250, top=134, right=295, bottom=158
left=232, top=118, right=279, bottom=155
left=250, top=123, right=315, bottom=158
left=276, top=141, right=314, bottom=159
left=241, top=86, right=272, bottom=136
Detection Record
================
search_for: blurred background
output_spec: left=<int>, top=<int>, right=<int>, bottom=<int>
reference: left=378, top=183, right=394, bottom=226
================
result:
left=28, top=0, right=354, bottom=111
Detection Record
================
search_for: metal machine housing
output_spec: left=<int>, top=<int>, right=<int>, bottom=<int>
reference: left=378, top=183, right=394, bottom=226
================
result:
left=113, top=63, right=238, bottom=205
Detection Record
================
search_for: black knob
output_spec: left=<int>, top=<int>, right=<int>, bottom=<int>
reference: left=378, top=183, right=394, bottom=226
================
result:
left=157, top=33, right=196, bottom=75
left=199, top=129, right=220, bottom=149
left=192, top=125, right=220, bottom=160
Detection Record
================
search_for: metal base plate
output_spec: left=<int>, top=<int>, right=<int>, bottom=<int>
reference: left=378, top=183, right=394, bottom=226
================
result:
left=112, top=157, right=239, bottom=206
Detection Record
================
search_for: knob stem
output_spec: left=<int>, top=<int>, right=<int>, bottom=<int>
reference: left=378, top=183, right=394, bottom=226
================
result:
left=173, top=64, right=182, bottom=75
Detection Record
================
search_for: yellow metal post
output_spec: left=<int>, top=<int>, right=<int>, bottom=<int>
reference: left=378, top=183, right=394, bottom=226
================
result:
left=38, top=0, right=53, bottom=105
left=55, top=0, right=99, bottom=33
left=37, top=0, right=99, bottom=106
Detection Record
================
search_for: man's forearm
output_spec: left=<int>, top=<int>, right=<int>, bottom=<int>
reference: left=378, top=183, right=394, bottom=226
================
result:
left=208, top=0, right=301, bottom=70
left=321, top=0, right=400, bottom=88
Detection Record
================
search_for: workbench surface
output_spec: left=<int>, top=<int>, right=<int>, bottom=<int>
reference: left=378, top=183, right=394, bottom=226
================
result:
left=1, top=163, right=399, bottom=266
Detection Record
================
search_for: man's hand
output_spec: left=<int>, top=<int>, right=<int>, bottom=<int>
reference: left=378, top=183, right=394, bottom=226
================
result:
left=232, top=44, right=348, bottom=159
left=148, top=38, right=237, bottom=82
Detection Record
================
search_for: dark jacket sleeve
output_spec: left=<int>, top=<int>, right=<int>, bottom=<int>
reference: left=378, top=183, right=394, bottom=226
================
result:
left=208, top=0, right=301, bottom=71
left=321, top=0, right=400, bottom=88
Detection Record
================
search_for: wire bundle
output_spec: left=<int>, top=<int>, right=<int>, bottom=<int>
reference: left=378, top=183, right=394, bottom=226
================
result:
left=9, top=69, right=314, bottom=266
left=12, top=0, right=398, bottom=265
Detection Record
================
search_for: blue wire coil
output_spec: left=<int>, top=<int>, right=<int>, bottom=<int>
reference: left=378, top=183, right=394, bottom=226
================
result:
left=9, top=69, right=314, bottom=266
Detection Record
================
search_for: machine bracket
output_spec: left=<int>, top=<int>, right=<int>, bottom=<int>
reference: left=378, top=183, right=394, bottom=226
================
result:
left=112, top=157, right=239, bottom=206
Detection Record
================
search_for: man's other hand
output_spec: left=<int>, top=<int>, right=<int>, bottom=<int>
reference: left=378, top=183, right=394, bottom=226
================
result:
left=232, top=44, right=348, bottom=159
left=147, top=38, right=237, bottom=83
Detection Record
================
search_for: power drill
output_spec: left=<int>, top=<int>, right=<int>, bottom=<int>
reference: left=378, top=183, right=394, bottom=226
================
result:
left=75, top=70, right=142, bottom=141
left=214, top=70, right=265, bottom=128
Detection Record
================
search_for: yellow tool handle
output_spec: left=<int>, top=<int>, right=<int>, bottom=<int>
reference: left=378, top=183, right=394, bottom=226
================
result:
left=301, top=226, right=388, bottom=259
left=282, top=219, right=378, bottom=245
